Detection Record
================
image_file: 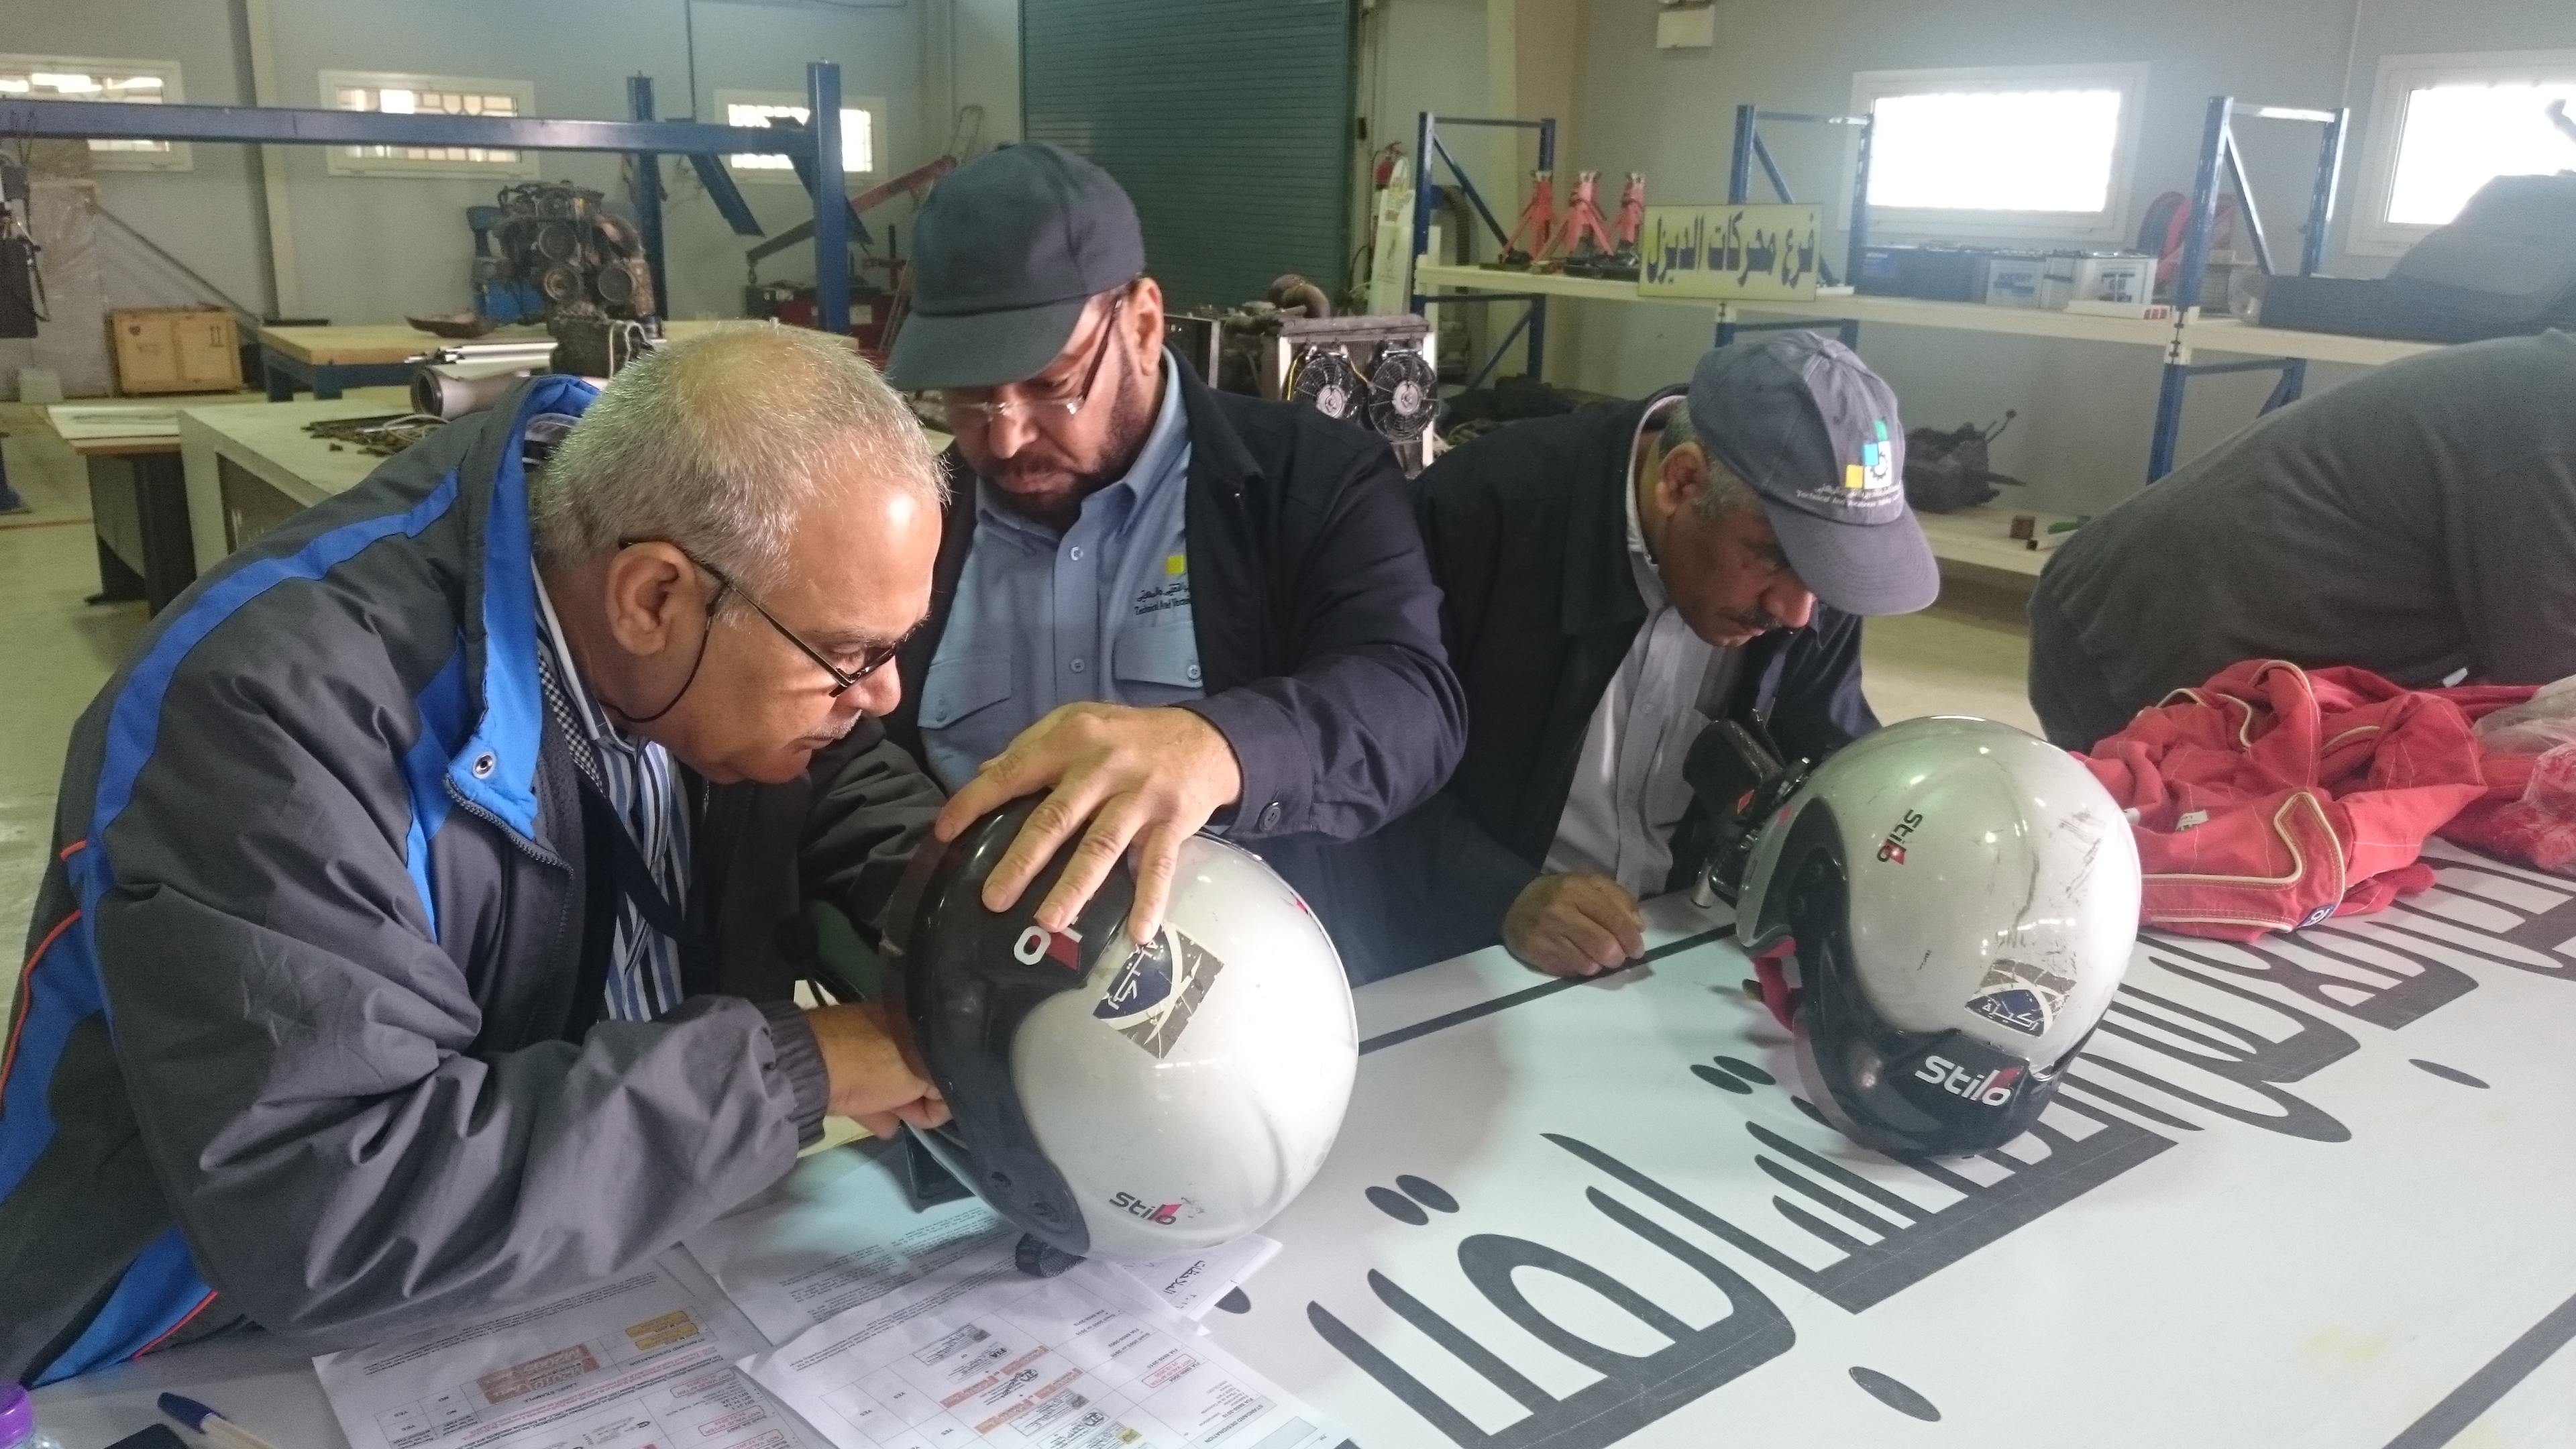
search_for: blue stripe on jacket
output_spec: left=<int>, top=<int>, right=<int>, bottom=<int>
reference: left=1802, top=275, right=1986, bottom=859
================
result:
left=1, top=374, right=598, bottom=1380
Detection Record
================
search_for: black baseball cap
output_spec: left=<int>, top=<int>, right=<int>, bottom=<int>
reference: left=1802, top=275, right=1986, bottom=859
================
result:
left=1686, top=333, right=1937, bottom=617
left=886, top=142, right=1146, bottom=391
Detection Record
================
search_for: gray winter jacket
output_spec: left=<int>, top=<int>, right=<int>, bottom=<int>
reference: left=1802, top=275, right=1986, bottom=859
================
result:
left=0, top=376, right=942, bottom=1383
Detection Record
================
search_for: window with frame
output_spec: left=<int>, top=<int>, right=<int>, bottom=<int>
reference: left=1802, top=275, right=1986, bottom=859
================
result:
left=2350, top=50, right=2576, bottom=254
left=321, top=70, right=538, bottom=178
left=0, top=54, right=189, bottom=170
left=1849, top=63, right=2150, bottom=241
left=712, top=89, right=881, bottom=181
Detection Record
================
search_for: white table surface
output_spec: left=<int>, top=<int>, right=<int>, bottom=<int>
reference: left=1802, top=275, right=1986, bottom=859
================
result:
left=32, top=853, right=2576, bottom=1449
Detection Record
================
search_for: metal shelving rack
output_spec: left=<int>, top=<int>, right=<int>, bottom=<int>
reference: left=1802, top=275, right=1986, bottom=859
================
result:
left=0, top=61, right=859, bottom=334
left=1409, top=94, right=2410, bottom=490
left=1719, top=104, right=1874, bottom=348
left=2147, top=94, right=2349, bottom=479
left=1406, top=111, right=1558, bottom=393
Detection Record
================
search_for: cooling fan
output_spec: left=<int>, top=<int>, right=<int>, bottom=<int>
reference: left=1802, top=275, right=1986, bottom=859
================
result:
left=1287, top=347, right=1366, bottom=423
left=1365, top=347, right=1438, bottom=441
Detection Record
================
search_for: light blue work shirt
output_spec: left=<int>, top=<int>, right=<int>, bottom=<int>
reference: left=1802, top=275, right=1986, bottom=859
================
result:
left=918, top=352, right=1203, bottom=791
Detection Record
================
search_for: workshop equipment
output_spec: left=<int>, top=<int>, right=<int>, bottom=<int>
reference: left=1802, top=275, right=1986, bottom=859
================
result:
left=1169, top=278, right=1440, bottom=474
left=0, top=150, right=38, bottom=342
left=488, top=180, right=659, bottom=378
left=745, top=153, right=955, bottom=359
left=468, top=204, right=543, bottom=327
left=1495, top=169, right=1557, bottom=269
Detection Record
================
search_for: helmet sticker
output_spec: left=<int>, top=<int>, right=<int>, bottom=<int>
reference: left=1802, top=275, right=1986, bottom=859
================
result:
left=1093, top=927, right=1228, bottom=1058
left=1962, top=956, right=2078, bottom=1037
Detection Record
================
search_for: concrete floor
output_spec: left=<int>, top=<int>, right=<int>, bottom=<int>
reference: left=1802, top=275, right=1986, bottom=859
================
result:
left=0, top=402, right=2035, bottom=1008
left=1, top=402, right=149, bottom=1010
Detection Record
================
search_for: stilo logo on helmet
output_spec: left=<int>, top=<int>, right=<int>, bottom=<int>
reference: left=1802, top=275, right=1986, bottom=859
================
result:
left=1110, top=1191, right=1195, bottom=1226
left=1876, top=809, right=1925, bottom=863
left=1915, top=1055, right=2023, bottom=1107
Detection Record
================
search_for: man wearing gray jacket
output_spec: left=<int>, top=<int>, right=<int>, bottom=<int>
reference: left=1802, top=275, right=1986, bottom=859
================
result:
left=0, top=327, right=953, bottom=1382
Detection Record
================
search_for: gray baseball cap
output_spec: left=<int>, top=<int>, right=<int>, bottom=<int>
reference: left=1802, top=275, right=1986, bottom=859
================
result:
left=885, top=142, right=1146, bottom=391
left=1686, top=333, right=1937, bottom=616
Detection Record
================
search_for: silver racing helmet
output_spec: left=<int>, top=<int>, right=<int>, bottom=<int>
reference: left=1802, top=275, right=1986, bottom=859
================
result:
left=1733, top=716, right=2141, bottom=1156
left=882, top=799, right=1359, bottom=1262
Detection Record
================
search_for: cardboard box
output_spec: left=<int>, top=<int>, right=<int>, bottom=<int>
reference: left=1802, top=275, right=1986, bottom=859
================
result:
left=110, top=306, right=241, bottom=395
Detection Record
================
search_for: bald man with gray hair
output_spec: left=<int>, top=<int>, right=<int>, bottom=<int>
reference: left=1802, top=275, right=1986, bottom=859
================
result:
left=1, top=326, right=955, bottom=1383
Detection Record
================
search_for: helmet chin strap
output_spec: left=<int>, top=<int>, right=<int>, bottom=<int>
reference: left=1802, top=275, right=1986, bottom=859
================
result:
left=1749, top=938, right=1803, bottom=1030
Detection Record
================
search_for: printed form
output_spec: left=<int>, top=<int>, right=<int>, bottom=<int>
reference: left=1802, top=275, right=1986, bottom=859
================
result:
left=312, top=1265, right=818, bottom=1449
left=739, top=1250, right=1337, bottom=1449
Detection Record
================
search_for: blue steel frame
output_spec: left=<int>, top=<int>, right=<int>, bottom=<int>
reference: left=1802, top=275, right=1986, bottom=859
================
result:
left=1408, top=112, right=1557, bottom=387
left=0, top=60, right=857, bottom=343
left=1715, top=104, right=1873, bottom=350
left=2145, top=94, right=2349, bottom=481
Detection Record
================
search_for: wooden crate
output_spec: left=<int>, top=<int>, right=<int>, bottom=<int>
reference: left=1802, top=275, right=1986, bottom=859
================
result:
left=110, top=306, right=242, bottom=395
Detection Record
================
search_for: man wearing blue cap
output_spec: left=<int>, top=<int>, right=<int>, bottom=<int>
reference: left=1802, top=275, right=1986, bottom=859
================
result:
left=1358, top=333, right=1939, bottom=977
left=879, top=142, right=1464, bottom=957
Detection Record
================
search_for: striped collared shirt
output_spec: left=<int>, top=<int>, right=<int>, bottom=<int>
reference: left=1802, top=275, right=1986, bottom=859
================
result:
left=533, top=573, right=692, bottom=1020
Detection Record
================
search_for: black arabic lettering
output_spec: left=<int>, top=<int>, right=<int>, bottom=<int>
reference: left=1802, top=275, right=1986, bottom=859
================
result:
left=2070, top=959, right=2358, bottom=1142
left=1307, top=1183, right=1794, bottom=1448
left=1546, top=1091, right=2170, bottom=1314
left=2373, top=857, right=2576, bottom=979
left=1741, top=230, right=1777, bottom=286
left=2144, top=931, right=2476, bottom=1031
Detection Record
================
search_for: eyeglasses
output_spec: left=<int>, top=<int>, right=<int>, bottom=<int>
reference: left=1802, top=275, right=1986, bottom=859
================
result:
left=941, top=287, right=1130, bottom=429
left=619, top=539, right=902, bottom=698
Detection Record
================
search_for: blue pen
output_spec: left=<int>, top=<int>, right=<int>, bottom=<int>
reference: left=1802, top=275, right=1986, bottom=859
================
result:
left=158, top=1395, right=284, bottom=1449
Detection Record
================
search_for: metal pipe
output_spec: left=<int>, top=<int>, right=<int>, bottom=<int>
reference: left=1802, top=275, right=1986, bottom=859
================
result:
left=808, top=61, right=849, bottom=337
left=1843, top=113, right=1874, bottom=292
left=2172, top=96, right=2231, bottom=317
left=628, top=76, right=669, bottom=317
left=2302, top=110, right=2349, bottom=276
left=1430, top=133, right=1511, bottom=248
left=2221, top=134, right=2275, bottom=276
left=1753, top=135, right=1793, bottom=204
left=1536, top=117, right=1555, bottom=173
left=0, top=97, right=811, bottom=155
left=1409, top=111, right=1435, bottom=316
left=1727, top=105, right=1756, bottom=205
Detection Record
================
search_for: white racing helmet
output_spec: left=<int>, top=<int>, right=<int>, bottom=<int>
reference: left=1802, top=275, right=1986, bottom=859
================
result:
left=1735, top=716, right=2141, bottom=1156
left=883, top=800, right=1358, bottom=1262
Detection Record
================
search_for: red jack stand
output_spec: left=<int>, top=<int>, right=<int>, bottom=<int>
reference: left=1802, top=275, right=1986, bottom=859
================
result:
left=1552, top=170, right=1616, bottom=264
left=1496, top=170, right=1558, bottom=270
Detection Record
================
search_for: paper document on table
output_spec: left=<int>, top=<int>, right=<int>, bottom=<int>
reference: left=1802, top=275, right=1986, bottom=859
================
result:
left=1119, top=1236, right=1280, bottom=1322
left=683, top=1144, right=1281, bottom=1342
left=743, top=1253, right=1340, bottom=1449
left=313, top=1265, right=820, bottom=1449
left=683, top=1142, right=1020, bottom=1347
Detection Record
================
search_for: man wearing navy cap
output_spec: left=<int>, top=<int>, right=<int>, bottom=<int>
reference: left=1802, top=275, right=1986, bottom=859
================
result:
left=880, top=142, right=1464, bottom=959
left=1357, top=333, right=1938, bottom=977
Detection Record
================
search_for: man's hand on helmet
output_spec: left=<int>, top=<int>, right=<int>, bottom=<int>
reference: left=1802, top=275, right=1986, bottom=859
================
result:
left=807, top=1002, right=951, bottom=1139
left=932, top=702, right=1245, bottom=945
left=1503, top=872, right=1646, bottom=977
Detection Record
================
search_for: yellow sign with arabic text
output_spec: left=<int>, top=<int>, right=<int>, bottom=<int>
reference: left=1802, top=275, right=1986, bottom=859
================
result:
left=1637, top=204, right=1825, bottom=301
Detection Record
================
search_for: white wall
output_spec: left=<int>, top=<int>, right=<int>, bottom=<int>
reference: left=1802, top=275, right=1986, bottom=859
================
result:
left=1544, top=0, right=2576, bottom=513
left=15, top=0, right=1002, bottom=330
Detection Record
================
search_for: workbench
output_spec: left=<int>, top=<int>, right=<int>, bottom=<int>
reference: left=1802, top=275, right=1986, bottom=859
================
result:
left=44, top=400, right=266, bottom=616
left=176, top=392, right=411, bottom=575
left=31, top=840, right=2576, bottom=1448
left=254, top=320, right=819, bottom=400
